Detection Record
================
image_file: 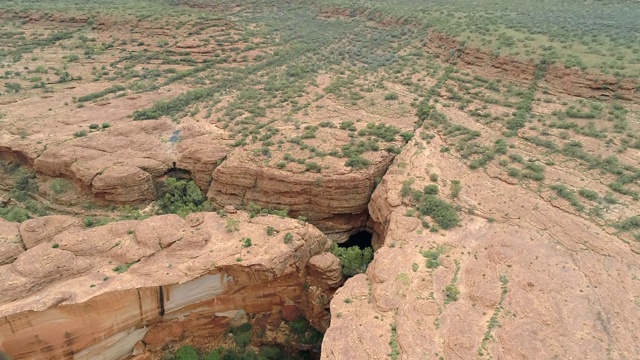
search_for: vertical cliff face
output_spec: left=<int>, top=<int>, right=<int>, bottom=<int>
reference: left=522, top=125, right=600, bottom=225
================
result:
left=207, top=148, right=394, bottom=239
left=0, top=212, right=342, bottom=359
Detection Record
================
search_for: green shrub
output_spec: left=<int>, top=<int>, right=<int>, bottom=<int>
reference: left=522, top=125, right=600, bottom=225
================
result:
left=0, top=206, right=30, bottom=222
left=113, top=261, right=138, bottom=274
left=429, top=173, right=439, bottom=182
left=231, top=323, right=252, bottom=348
left=73, top=130, right=88, bottom=137
left=384, top=92, right=399, bottom=100
left=319, top=121, right=336, bottom=128
left=358, top=123, right=400, bottom=142
left=305, top=162, right=321, bottom=173
left=578, top=188, right=599, bottom=201
left=284, top=232, right=294, bottom=243
left=450, top=180, right=462, bottom=199
left=331, top=244, right=374, bottom=277
left=445, top=284, right=460, bottom=302
left=339, top=121, right=357, bottom=132
left=417, top=195, right=460, bottom=229
left=226, top=218, right=240, bottom=232
left=422, top=249, right=442, bottom=269
left=550, top=184, right=584, bottom=212
left=242, top=237, right=252, bottom=247
left=50, top=178, right=71, bottom=195
left=507, top=167, right=521, bottom=178
left=175, top=345, right=199, bottom=360
left=619, top=216, right=640, bottom=231
left=266, top=226, right=275, bottom=236
left=423, top=184, right=439, bottom=195
left=401, top=178, right=415, bottom=197
left=83, top=216, right=111, bottom=228
left=157, top=178, right=211, bottom=217
left=345, top=155, right=371, bottom=169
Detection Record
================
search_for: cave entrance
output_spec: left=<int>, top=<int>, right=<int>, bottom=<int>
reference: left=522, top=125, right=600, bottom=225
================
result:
left=338, top=229, right=373, bottom=250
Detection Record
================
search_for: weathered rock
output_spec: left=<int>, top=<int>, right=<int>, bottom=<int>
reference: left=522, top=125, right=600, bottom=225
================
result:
left=322, top=137, right=640, bottom=360
left=176, top=135, right=231, bottom=191
left=26, top=120, right=178, bottom=204
left=208, top=148, right=392, bottom=234
left=0, top=211, right=339, bottom=360
left=307, top=253, right=342, bottom=289
left=134, top=214, right=188, bottom=250
left=19, top=215, right=81, bottom=249
left=424, top=31, right=640, bottom=101
left=91, top=165, right=156, bottom=203
left=0, top=219, right=22, bottom=265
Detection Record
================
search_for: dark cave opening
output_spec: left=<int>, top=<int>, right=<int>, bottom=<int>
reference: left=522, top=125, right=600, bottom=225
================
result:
left=338, top=229, right=373, bottom=250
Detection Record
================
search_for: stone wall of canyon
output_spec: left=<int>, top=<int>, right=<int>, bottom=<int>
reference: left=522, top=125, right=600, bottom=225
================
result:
left=0, top=212, right=342, bottom=359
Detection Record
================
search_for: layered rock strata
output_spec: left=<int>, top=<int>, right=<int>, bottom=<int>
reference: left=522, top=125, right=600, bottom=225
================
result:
left=0, top=212, right=341, bottom=359
left=207, top=148, right=393, bottom=238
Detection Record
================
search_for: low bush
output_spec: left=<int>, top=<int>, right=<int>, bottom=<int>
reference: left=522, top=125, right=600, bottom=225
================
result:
left=157, top=178, right=211, bottom=217
left=331, top=244, right=374, bottom=277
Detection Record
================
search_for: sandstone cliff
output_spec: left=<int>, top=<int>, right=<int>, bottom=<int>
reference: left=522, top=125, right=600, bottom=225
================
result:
left=207, top=148, right=393, bottom=238
left=0, top=212, right=341, bottom=359
left=322, top=136, right=640, bottom=359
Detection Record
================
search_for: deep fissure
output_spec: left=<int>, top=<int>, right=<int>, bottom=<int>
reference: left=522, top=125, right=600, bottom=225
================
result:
left=339, top=229, right=373, bottom=250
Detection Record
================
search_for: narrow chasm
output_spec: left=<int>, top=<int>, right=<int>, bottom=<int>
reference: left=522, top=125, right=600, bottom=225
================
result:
left=339, top=229, right=373, bottom=250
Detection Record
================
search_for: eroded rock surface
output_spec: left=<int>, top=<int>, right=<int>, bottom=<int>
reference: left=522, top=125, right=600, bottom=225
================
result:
left=0, top=218, right=23, bottom=265
left=0, top=212, right=340, bottom=360
left=208, top=147, right=393, bottom=235
left=323, top=136, right=640, bottom=360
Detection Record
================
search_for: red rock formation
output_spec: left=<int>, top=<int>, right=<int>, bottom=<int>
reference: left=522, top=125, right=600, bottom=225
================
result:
left=0, top=212, right=341, bottom=359
left=0, top=219, right=22, bottom=265
left=322, top=137, right=640, bottom=360
left=207, top=148, right=393, bottom=237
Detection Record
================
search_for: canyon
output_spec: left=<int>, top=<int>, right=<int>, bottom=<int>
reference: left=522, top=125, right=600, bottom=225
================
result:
left=1, top=1, right=640, bottom=359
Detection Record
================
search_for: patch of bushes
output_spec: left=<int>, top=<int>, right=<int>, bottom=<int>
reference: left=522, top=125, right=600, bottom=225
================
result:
left=578, top=188, right=599, bottom=201
left=550, top=184, right=584, bottom=212
left=331, top=243, right=374, bottom=277
left=418, top=195, right=460, bottom=229
left=83, top=216, right=111, bottom=228
left=49, top=178, right=71, bottom=195
left=345, top=155, right=371, bottom=169
left=423, top=184, right=439, bottom=195
left=384, top=92, right=399, bottom=100
left=77, top=84, right=126, bottom=102
left=113, top=260, right=138, bottom=274
left=157, top=178, right=211, bottom=217
left=358, top=122, right=400, bottom=142
left=422, top=248, right=443, bottom=269
left=0, top=206, right=30, bottom=222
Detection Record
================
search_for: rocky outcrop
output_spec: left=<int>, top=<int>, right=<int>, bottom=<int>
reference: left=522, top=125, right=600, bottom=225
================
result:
left=207, top=148, right=393, bottom=237
left=0, top=219, right=22, bottom=265
left=322, top=137, right=640, bottom=360
left=303, top=253, right=343, bottom=331
left=176, top=134, right=230, bottom=191
left=0, top=212, right=340, bottom=359
left=425, top=32, right=639, bottom=101
left=31, top=120, right=176, bottom=203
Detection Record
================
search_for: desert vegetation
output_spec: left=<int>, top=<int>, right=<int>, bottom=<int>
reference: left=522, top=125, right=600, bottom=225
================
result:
left=0, top=0, right=639, bottom=359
